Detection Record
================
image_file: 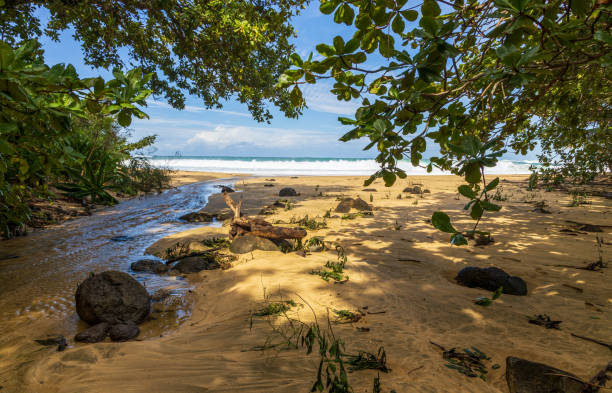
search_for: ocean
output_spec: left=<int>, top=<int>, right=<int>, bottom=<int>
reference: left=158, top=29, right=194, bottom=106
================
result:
left=148, top=156, right=534, bottom=176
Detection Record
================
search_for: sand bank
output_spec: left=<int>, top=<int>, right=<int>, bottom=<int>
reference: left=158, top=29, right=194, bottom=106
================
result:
left=26, top=174, right=612, bottom=393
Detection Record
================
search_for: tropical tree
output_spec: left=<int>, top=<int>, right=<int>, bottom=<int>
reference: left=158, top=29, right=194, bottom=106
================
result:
left=1, top=0, right=308, bottom=121
left=278, top=0, right=611, bottom=244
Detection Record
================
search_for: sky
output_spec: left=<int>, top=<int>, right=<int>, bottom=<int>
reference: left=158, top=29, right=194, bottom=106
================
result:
left=37, top=3, right=537, bottom=161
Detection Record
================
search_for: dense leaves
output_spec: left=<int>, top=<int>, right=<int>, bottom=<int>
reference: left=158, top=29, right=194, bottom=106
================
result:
left=0, top=39, right=153, bottom=237
left=279, top=0, right=611, bottom=244
left=1, top=0, right=308, bottom=122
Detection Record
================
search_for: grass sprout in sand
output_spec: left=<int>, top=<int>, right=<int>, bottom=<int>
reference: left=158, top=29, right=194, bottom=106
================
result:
left=253, top=300, right=297, bottom=317
left=290, top=214, right=327, bottom=230
left=312, top=246, right=348, bottom=282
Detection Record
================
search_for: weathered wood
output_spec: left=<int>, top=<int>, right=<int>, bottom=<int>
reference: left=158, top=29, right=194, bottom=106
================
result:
left=222, top=192, right=306, bottom=240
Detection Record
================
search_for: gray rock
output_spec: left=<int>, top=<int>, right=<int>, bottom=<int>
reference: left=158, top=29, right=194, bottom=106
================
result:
left=279, top=187, right=297, bottom=196
left=130, top=259, right=169, bottom=274
left=179, top=211, right=214, bottom=223
left=506, top=357, right=584, bottom=393
left=171, top=255, right=220, bottom=273
left=230, top=235, right=279, bottom=254
left=75, top=322, right=110, bottom=343
left=109, top=323, right=140, bottom=342
left=403, top=186, right=422, bottom=194
left=75, top=271, right=151, bottom=325
left=456, top=266, right=527, bottom=295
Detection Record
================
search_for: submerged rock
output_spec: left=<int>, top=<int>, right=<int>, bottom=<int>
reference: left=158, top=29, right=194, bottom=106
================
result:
left=230, top=235, right=279, bottom=254
left=218, top=185, right=234, bottom=193
left=171, top=255, right=220, bottom=273
left=75, top=271, right=151, bottom=325
left=506, top=357, right=584, bottom=393
left=75, top=322, right=110, bottom=343
left=110, top=235, right=134, bottom=242
left=34, top=336, right=67, bottom=351
left=130, top=259, right=169, bottom=274
left=109, top=323, right=140, bottom=342
left=455, top=266, right=527, bottom=295
left=179, top=211, right=214, bottom=223
left=279, top=187, right=297, bottom=197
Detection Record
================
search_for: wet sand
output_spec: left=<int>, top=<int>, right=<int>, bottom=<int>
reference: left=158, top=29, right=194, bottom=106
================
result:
left=3, top=174, right=612, bottom=392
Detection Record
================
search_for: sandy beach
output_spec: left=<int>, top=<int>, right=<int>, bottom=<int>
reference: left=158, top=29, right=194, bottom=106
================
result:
left=11, top=173, right=612, bottom=393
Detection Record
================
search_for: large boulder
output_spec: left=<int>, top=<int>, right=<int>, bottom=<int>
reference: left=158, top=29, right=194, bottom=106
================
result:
left=403, top=185, right=422, bottom=194
left=456, top=266, right=527, bottom=295
left=130, top=259, right=169, bottom=274
left=75, top=322, right=110, bottom=343
left=109, top=323, right=140, bottom=342
left=230, top=235, right=280, bottom=254
left=351, top=197, right=373, bottom=211
left=171, top=255, right=220, bottom=273
left=279, top=187, right=297, bottom=197
left=179, top=211, right=214, bottom=223
left=75, top=271, right=151, bottom=325
left=506, top=357, right=584, bottom=393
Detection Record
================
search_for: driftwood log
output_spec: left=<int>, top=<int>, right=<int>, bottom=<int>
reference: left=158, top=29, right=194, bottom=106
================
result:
left=222, top=192, right=306, bottom=240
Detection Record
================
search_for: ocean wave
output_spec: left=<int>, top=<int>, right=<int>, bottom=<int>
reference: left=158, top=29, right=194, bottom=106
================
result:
left=149, top=157, right=532, bottom=176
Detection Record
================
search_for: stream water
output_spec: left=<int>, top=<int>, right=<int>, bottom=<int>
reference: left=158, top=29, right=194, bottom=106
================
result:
left=0, top=179, right=231, bottom=389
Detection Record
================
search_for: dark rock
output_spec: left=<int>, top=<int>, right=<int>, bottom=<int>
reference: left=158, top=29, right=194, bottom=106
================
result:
left=475, top=235, right=495, bottom=246
left=455, top=266, right=527, bottom=295
left=506, top=357, right=584, bottom=393
left=130, top=259, right=169, bottom=274
left=75, top=271, right=151, bottom=325
left=362, top=188, right=377, bottom=192
left=579, top=224, right=603, bottom=232
left=171, top=255, right=220, bottom=273
left=423, top=189, right=431, bottom=193
left=75, top=322, right=110, bottom=343
left=34, top=336, right=67, bottom=351
left=264, top=184, right=275, bottom=187
left=402, top=186, right=422, bottom=194
left=230, top=235, right=280, bottom=254
left=351, top=197, right=372, bottom=211
left=279, top=187, right=297, bottom=196
left=109, top=323, right=140, bottom=342
left=335, top=198, right=354, bottom=213
left=110, top=235, right=134, bottom=242
left=218, top=185, right=234, bottom=193
left=179, top=211, right=214, bottom=223
left=533, top=207, right=552, bottom=214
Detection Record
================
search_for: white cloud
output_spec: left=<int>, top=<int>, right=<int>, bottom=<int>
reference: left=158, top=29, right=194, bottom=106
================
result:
left=146, top=100, right=251, bottom=118
left=186, top=124, right=335, bottom=149
left=300, top=83, right=360, bottom=116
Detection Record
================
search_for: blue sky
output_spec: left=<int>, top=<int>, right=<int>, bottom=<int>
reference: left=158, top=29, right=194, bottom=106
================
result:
left=38, top=3, right=537, bottom=161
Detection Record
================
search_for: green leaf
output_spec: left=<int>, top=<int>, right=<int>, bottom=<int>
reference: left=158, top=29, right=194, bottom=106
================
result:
left=316, top=44, right=335, bottom=57
left=464, top=162, right=482, bottom=184
left=484, top=177, right=499, bottom=192
left=492, top=286, right=503, bottom=300
left=373, top=119, right=387, bottom=133
left=320, top=0, right=340, bottom=15
left=333, top=36, right=345, bottom=53
left=594, top=30, right=612, bottom=45
left=570, top=0, right=589, bottom=17
left=481, top=201, right=501, bottom=211
left=451, top=233, right=468, bottom=246
left=392, top=15, right=405, bottom=34
left=117, top=109, right=132, bottom=127
left=382, top=171, right=396, bottom=186
left=401, top=10, right=419, bottom=21
left=0, top=139, right=15, bottom=155
left=458, top=185, right=476, bottom=199
left=432, top=211, right=458, bottom=233
left=422, top=0, right=441, bottom=17
left=470, top=201, right=483, bottom=220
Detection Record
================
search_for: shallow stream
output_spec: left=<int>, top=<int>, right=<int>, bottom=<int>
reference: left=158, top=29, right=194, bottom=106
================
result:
left=0, top=179, right=230, bottom=389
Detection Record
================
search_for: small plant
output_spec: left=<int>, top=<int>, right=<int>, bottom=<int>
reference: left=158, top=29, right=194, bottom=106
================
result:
left=370, top=193, right=373, bottom=202
left=527, top=169, right=538, bottom=191
left=311, top=246, right=348, bottom=282
left=492, top=186, right=507, bottom=201
left=305, top=236, right=326, bottom=251
left=412, top=198, right=419, bottom=205
left=474, top=286, right=503, bottom=306
left=333, top=309, right=362, bottom=323
left=443, top=347, right=491, bottom=380
left=341, top=211, right=372, bottom=220
left=393, top=220, right=402, bottom=230
left=291, top=215, right=327, bottom=230
left=323, top=209, right=332, bottom=218
left=569, top=191, right=589, bottom=206
left=253, top=300, right=297, bottom=317
left=396, top=193, right=402, bottom=199
left=285, top=200, right=294, bottom=210
left=528, top=314, right=561, bottom=329
left=345, top=347, right=390, bottom=372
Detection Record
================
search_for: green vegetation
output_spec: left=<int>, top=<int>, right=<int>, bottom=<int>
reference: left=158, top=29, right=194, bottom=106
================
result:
left=201, top=237, right=231, bottom=249
left=341, top=211, right=373, bottom=220
left=443, top=347, right=491, bottom=380
left=311, top=246, right=349, bottom=282
left=0, top=40, right=158, bottom=237
left=278, top=0, right=611, bottom=245
left=291, top=214, right=328, bottom=230
left=474, top=286, right=503, bottom=306
left=253, top=300, right=297, bottom=317
left=333, top=309, right=362, bottom=323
